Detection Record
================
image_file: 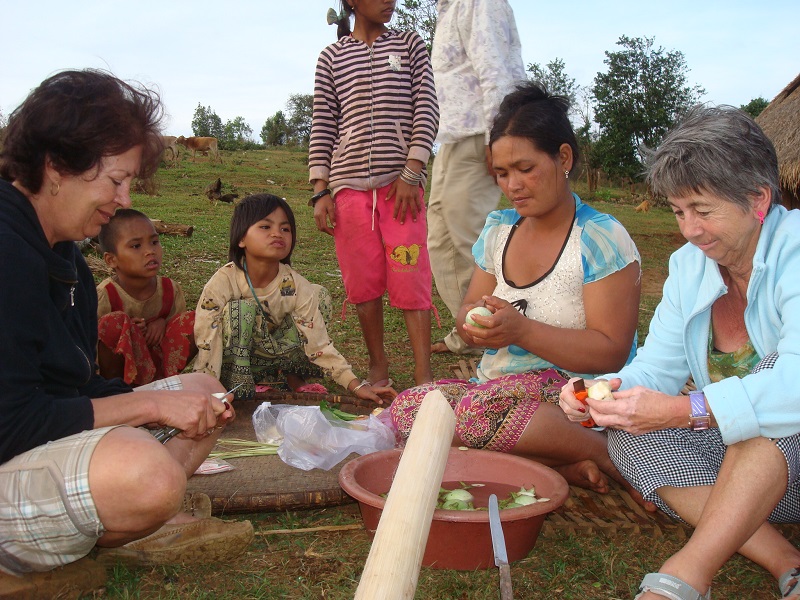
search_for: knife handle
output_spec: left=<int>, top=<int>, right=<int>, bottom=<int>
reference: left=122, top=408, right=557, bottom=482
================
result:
left=499, top=563, right=513, bottom=600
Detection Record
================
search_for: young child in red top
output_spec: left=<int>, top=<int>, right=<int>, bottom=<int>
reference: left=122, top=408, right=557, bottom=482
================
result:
left=96, top=208, right=196, bottom=385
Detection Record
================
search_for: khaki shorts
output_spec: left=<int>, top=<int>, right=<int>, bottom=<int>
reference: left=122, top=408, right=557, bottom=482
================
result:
left=0, top=375, right=184, bottom=575
left=0, top=426, right=118, bottom=574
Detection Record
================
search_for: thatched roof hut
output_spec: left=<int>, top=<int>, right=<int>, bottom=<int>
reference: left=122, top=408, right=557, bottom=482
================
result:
left=756, top=73, right=800, bottom=209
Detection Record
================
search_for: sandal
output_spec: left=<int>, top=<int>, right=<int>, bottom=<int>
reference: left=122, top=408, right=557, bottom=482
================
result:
left=634, top=573, right=710, bottom=600
left=295, top=383, right=328, bottom=394
left=779, top=567, right=800, bottom=597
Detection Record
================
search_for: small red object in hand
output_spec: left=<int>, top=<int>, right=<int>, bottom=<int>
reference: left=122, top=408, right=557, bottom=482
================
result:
left=573, top=379, right=596, bottom=428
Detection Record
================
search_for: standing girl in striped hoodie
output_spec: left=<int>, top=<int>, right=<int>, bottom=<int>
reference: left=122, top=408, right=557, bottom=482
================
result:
left=309, top=0, right=439, bottom=387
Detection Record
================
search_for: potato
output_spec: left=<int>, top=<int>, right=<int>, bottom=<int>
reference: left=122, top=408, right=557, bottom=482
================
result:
left=587, top=380, right=614, bottom=401
left=465, top=306, right=492, bottom=327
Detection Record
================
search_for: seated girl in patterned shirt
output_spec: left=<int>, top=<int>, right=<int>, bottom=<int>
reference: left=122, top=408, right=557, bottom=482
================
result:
left=193, top=193, right=394, bottom=405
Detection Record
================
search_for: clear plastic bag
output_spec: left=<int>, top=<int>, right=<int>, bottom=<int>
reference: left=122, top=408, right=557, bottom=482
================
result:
left=275, top=405, right=396, bottom=471
left=252, top=401, right=285, bottom=445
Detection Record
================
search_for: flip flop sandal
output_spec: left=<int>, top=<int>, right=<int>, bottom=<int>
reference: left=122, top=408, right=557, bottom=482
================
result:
left=634, top=573, right=710, bottom=600
left=295, top=383, right=328, bottom=394
left=779, top=567, right=800, bottom=597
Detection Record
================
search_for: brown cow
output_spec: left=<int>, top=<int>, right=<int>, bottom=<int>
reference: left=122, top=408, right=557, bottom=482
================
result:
left=176, top=135, right=221, bottom=163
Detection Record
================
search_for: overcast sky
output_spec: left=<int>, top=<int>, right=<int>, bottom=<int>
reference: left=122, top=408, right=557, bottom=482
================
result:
left=3, top=1, right=798, bottom=138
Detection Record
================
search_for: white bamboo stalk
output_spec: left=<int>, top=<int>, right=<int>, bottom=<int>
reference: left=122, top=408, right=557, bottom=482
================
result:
left=354, top=390, right=455, bottom=600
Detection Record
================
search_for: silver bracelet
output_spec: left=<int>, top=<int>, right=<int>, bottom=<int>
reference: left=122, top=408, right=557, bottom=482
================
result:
left=352, top=380, right=372, bottom=394
left=401, top=166, right=423, bottom=182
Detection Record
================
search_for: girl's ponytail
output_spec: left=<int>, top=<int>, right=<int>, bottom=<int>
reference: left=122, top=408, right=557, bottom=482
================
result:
left=326, top=2, right=353, bottom=39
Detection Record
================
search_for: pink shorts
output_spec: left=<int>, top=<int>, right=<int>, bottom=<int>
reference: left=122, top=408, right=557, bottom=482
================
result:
left=333, top=185, right=432, bottom=310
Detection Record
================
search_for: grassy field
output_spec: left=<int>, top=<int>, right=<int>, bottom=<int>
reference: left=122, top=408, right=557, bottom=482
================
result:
left=87, top=148, right=790, bottom=599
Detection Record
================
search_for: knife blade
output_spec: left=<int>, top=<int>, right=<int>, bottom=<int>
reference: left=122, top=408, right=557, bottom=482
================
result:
left=488, top=493, right=514, bottom=600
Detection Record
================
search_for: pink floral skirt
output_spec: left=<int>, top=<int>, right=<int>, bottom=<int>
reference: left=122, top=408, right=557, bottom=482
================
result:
left=97, top=311, right=196, bottom=385
left=389, top=368, right=569, bottom=452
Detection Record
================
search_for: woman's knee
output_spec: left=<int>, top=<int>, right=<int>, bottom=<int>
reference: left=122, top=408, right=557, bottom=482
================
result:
left=91, top=428, right=186, bottom=518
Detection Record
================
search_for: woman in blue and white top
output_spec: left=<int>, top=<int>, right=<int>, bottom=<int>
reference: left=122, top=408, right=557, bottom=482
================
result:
left=390, top=82, right=646, bottom=502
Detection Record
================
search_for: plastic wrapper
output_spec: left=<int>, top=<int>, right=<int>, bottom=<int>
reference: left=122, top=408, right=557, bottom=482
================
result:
left=275, top=405, right=396, bottom=471
left=252, top=401, right=284, bottom=445
left=194, top=457, right=235, bottom=475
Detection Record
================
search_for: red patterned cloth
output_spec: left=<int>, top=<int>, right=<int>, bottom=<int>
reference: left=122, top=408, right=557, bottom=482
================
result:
left=389, top=369, right=569, bottom=452
left=97, top=311, right=196, bottom=385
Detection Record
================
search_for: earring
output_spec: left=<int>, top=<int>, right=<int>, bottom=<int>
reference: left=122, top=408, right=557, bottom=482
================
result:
left=757, top=210, right=765, bottom=225
left=50, top=182, right=60, bottom=196
left=564, top=170, right=569, bottom=180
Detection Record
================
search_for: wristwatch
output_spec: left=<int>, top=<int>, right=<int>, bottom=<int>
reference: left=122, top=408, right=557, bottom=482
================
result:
left=688, top=391, right=711, bottom=431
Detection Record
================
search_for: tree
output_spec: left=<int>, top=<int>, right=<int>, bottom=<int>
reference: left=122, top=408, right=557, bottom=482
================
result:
left=261, top=110, right=289, bottom=146
left=573, top=88, right=602, bottom=194
left=285, top=94, right=314, bottom=147
left=394, top=0, right=437, bottom=53
left=741, top=97, right=769, bottom=118
left=527, top=58, right=578, bottom=108
left=221, top=116, right=255, bottom=150
left=191, top=104, right=223, bottom=139
left=592, top=35, right=705, bottom=182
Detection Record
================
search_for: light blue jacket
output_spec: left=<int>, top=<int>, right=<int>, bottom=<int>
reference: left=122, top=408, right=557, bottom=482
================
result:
left=605, top=205, right=800, bottom=444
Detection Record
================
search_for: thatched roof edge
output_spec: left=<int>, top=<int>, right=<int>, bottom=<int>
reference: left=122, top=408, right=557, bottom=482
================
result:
left=756, top=73, right=800, bottom=193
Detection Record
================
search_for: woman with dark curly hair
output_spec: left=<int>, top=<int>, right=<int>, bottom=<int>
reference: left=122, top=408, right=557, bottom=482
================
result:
left=0, top=70, right=252, bottom=594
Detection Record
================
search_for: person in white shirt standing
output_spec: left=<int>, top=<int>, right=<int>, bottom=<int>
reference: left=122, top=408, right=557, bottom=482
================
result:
left=428, top=0, right=527, bottom=355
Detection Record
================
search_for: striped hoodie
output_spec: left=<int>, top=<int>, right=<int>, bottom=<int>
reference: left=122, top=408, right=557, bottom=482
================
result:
left=309, top=29, right=439, bottom=195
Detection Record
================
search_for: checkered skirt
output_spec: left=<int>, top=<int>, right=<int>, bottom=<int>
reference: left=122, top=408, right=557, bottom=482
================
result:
left=607, top=352, right=800, bottom=523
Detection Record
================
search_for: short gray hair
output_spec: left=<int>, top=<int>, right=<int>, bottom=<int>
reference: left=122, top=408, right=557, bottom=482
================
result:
left=645, top=105, right=781, bottom=210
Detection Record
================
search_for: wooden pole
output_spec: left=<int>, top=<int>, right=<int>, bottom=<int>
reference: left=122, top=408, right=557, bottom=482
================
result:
left=354, top=390, right=455, bottom=600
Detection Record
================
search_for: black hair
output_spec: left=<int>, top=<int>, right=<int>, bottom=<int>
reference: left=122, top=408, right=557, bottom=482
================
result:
left=98, top=208, right=154, bottom=254
left=489, top=81, right=580, bottom=174
left=0, top=69, right=164, bottom=193
left=228, top=194, right=297, bottom=269
left=335, top=2, right=354, bottom=38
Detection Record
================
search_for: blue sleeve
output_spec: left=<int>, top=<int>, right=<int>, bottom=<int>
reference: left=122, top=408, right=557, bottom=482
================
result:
left=472, top=209, right=519, bottom=273
left=577, top=207, right=640, bottom=284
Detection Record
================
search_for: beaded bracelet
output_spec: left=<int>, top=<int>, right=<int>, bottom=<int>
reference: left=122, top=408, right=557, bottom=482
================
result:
left=352, top=380, right=372, bottom=394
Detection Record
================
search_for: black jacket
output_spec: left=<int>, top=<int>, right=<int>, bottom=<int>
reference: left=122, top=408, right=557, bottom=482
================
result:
left=0, top=179, right=131, bottom=464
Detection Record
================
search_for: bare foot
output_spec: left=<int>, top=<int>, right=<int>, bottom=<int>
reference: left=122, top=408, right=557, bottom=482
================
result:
left=553, top=459, right=610, bottom=494
left=431, top=340, right=450, bottom=354
left=618, top=479, right=658, bottom=513
left=593, top=448, right=659, bottom=513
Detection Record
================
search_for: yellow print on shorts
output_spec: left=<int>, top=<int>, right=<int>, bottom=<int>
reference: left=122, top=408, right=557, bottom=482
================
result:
left=387, top=243, right=420, bottom=266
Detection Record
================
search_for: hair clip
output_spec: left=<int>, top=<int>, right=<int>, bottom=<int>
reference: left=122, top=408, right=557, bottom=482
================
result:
left=327, top=7, right=342, bottom=25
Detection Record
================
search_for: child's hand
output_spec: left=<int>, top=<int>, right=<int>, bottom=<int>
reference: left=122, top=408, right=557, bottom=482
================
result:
left=387, top=179, right=423, bottom=224
left=314, top=195, right=336, bottom=236
left=132, top=317, right=146, bottom=333
left=145, top=317, right=167, bottom=347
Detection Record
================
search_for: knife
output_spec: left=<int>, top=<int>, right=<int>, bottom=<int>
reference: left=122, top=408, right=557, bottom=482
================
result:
left=151, top=383, right=243, bottom=444
left=489, top=493, right=514, bottom=600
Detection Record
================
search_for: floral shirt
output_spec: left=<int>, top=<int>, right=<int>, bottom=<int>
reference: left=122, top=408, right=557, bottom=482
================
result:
left=432, top=0, right=526, bottom=145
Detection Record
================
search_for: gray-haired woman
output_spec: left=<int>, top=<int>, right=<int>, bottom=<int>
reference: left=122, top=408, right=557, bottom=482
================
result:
left=560, top=106, right=800, bottom=599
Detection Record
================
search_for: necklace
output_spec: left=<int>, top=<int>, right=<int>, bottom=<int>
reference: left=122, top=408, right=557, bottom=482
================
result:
left=242, top=258, right=271, bottom=322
